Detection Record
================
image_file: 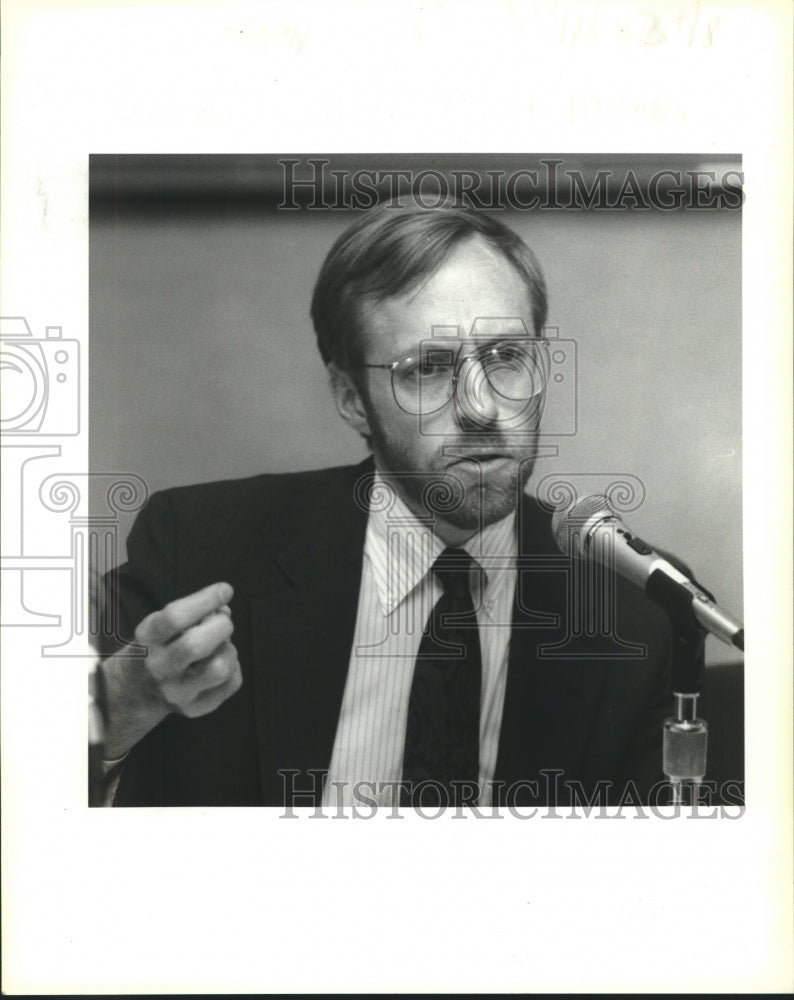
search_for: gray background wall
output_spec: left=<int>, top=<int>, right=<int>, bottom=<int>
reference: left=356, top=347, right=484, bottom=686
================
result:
left=90, top=155, right=742, bottom=664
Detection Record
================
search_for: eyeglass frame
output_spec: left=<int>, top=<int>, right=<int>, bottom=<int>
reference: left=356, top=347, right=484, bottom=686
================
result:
left=353, top=335, right=550, bottom=415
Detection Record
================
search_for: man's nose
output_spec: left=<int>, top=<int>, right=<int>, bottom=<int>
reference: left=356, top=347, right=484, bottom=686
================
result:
left=453, top=357, right=501, bottom=428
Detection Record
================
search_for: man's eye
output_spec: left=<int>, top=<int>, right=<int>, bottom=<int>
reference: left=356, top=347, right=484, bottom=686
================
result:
left=503, top=341, right=531, bottom=357
left=488, top=342, right=535, bottom=365
left=482, top=345, right=517, bottom=368
left=403, top=362, right=441, bottom=380
left=401, top=351, right=454, bottom=380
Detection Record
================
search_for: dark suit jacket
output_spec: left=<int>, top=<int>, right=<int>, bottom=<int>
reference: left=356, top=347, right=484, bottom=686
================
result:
left=103, top=458, right=677, bottom=807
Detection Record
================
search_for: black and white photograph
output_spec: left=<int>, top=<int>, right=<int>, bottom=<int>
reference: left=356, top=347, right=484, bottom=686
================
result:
left=2, top=1, right=791, bottom=994
left=89, top=153, right=745, bottom=813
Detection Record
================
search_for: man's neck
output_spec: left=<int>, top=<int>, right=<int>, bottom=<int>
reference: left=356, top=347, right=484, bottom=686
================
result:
left=428, top=517, right=479, bottom=547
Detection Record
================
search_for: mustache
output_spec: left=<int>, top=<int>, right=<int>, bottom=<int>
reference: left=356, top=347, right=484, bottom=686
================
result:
left=437, top=433, right=533, bottom=463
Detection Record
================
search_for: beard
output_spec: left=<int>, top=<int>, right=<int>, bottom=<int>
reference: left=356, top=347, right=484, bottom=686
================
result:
left=370, top=426, right=539, bottom=536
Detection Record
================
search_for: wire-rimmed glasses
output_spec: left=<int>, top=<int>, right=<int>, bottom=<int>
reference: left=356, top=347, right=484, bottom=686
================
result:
left=357, top=335, right=549, bottom=416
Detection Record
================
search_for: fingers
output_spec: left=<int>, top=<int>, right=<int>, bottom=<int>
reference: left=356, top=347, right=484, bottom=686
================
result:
left=160, top=639, right=242, bottom=715
left=128, top=582, right=245, bottom=721
left=182, top=670, right=243, bottom=717
left=148, top=609, right=235, bottom=680
left=136, top=582, right=234, bottom=645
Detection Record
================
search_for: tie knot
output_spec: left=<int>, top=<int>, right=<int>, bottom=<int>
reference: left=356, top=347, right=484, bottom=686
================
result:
left=432, top=546, right=478, bottom=602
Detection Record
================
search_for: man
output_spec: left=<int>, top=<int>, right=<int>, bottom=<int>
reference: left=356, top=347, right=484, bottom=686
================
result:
left=99, top=200, right=675, bottom=808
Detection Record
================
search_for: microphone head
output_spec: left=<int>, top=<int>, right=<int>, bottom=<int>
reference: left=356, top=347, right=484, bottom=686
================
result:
left=551, top=493, right=615, bottom=556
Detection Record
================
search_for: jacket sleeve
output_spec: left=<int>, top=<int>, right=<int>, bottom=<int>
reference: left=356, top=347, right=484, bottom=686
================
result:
left=98, top=490, right=178, bottom=659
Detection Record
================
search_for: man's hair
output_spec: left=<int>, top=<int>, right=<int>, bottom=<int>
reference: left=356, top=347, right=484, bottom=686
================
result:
left=310, top=200, right=548, bottom=371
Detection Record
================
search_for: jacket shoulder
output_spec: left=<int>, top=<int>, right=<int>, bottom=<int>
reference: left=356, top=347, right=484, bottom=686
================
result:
left=136, top=462, right=366, bottom=535
left=124, top=461, right=370, bottom=588
left=161, top=462, right=365, bottom=511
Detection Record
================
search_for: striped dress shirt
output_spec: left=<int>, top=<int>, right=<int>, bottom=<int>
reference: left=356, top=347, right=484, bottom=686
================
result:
left=324, top=475, right=518, bottom=808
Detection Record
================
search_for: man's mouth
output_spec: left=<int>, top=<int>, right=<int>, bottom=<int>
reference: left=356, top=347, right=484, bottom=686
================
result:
left=448, top=452, right=514, bottom=467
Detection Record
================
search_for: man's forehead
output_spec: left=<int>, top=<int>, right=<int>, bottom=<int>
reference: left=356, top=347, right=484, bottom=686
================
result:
left=406, top=236, right=528, bottom=302
left=359, top=238, right=534, bottom=351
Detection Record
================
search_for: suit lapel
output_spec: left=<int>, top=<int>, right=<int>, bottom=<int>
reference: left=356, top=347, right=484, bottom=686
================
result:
left=246, top=470, right=610, bottom=805
left=248, top=459, right=371, bottom=803
left=493, top=495, right=609, bottom=802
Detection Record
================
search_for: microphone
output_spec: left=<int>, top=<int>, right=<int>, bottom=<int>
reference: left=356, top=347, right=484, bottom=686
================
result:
left=551, top=494, right=744, bottom=651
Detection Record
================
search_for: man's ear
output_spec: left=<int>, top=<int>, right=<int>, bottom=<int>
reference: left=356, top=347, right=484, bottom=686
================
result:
left=328, top=363, right=372, bottom=439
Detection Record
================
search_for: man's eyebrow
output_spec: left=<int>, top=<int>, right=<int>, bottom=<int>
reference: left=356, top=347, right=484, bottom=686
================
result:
left=385, top=330, right=536, bottom=364
left=394, top=336, right=461, bottom=358
left=432, top=333, right=533, bottom=350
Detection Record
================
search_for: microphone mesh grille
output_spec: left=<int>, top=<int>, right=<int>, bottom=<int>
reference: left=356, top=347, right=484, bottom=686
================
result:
left=551, top=494, right=612, bottom=551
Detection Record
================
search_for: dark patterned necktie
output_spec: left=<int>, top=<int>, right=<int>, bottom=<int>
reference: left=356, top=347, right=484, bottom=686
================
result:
left=402, top=546, right=482, bottom=807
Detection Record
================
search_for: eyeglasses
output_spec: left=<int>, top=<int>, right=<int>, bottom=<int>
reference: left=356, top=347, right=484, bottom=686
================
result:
left=357, top=337, right=550, bottom=416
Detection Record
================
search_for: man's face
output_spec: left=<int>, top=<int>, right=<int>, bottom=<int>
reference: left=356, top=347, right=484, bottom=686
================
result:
left=343, top=236, right=544, bottom=541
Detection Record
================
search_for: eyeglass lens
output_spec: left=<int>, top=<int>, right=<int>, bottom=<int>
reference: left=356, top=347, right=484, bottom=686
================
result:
left=391, top=339, right=549, bottom=415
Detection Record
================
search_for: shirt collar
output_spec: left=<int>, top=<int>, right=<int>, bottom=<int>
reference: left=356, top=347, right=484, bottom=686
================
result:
left=364, top=471, right=517, bottom=616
